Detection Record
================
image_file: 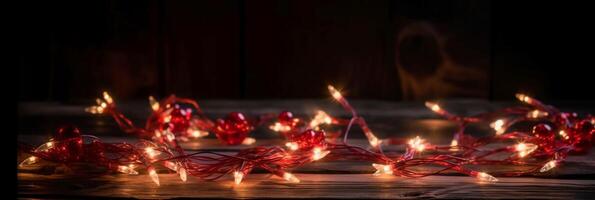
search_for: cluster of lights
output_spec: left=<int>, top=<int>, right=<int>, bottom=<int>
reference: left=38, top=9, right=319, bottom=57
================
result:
left=19, top=87, right=594, bottom=187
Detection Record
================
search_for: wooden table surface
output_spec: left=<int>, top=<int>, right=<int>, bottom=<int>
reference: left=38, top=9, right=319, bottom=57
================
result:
left=17, top=100, right=595, bottom=199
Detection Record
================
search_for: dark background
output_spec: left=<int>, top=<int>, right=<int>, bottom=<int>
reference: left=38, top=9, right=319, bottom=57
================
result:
left=17, top=0, right=594, bottom=102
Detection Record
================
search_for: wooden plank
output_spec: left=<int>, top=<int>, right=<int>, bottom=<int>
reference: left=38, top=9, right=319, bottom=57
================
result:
left=18, top=173, right=595, bottom=199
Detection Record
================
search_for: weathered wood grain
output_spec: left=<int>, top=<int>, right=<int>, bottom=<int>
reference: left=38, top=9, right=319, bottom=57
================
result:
left=18, top=173, right=595, bottom=199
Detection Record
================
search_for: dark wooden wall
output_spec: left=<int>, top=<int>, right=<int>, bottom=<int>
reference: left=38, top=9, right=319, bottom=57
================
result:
left=16, top=0, right=593, bottom=102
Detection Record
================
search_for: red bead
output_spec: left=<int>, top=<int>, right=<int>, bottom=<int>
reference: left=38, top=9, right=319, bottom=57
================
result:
left=291, top=129, right=326, bottom=149
left=167, top=105, right=192, bottom=133
left=278, top=111, right=294, bottom=123
left=532, top=124, right=555, bottom=150
left=213, top=112, right=253, bottom=145
left=52, top=125, right=84, bottom=162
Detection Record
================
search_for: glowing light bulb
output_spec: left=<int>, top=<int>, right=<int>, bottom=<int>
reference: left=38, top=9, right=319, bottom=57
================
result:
left=449, top=139, right=458, bottom=151
left=103, top=91, right=113, bottom=104
left=372, top=163, right=393, bottom=176
left=242, top=137, right=256, bottom=145
left=490, top=119, right=506, bottom=135
left=559, top=130, right=570, bottom=140
left=312, top=147, right=330, bottom=161
left=189, top=129, right=209, bottom=138
left=145, top=147, right=160, bottom=159
left=425, top=102, right=441, bottom=113
left=163, top=130, right=176, bottom=142
left=148, top=167, right=160, bottom=186
left=368, top=134, right=382, bottom=148
left=163, top=115, right=172, bottom=123
left=117, top=165, right=139, bottom=175
left=540, top=160, right=558, bottom=172
left=527, top=109, right=548, bottom=119
left=233, top=171, right=244, bottom=185
left=149, top=96, right=160, bottom=111
left=515, top=142, right=538, bottom=158
left=310, top=110, right=333, bottom=128
left=408, top=136, right=426, bottom=152
left=285, top=142, right=299, bottom=151
left=178, top=167, right=187, bottom=182
left=283, top=172, right=300, bottom=183
left=269, top=122, right=292, bottom=132
left=327, top=85, right=343, bottom=100
left=19, top=156, right=37, bottom=167
left=476, top=172, right=498, bottom=182
left=515, top=93, right=532, bottom=104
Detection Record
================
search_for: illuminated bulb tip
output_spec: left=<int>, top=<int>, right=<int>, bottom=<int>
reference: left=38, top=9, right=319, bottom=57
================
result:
left=270, top=122, right=291, bottom=132
left=285, top=142, right=299, bottom=151
left=372, top=163, right=393, bottom=176
left=515, top=142, right=538, bottom=158
left=450, top=140, right=458, bottom=147
left=490, top=119, right=506, bottom=135
left=148, top=167, right=160, bottom=186
left=559, top=130, right=569, bottom=140
left=190, top=129, right=209, bottom=138
left=424, top=102, right=441, bottom=113
left=102, top=91, right=113, bottom=104
left=527, top=110, right=548, bottom=119
left=515, top=93, right=532, bottom=103
left=145, top=147, right=160, bottom=159
left=408, top=136, right=426, bottom=152
left=327, top=85, right=343, bottom=100
left=477, top=172, right=498, bottom=182
left=242, top=137, right=256, bottom=145
left=148, top=96, right=160, bottom=111
left=312, top=147, right=330, bottom=161
left=449, top=140, right=459, bottom=151
left=19, top=156, right=38, bottom=167
left=233, top=171, right=244, bottom=185
left=179, top=167, right=187, bottom=182
left=540, top=160, right=558, bottom=172
left=283, top=172, right=300, bottom=183
left=369, top=136, right=382, bottom=148
left=310, top=110, right=333, bottom=128
left=117, top=165, right=139, bottom=175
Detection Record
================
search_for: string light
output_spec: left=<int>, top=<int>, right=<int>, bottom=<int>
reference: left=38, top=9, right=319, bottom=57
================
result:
left=425, top=102, right=441, bottom=113
left=476, top=172, right=498, bottom=182
left=515, top=93, right=532, bottom=104
left=19, top=87, right=594, bottom=187
left=178, top=167, right=187, bottom=182
left=234, top=171, right=244, bottom=185
left=269, top=122, right=292, bottom=132
left=149, top=96, right=160, bottom=111
left=559, top=130, right=570, bottom=140
left=540, top=160, right=558, bottom=172
left=515, top=142, right=538, bottom=158
left=408, top=136, right=426, bottom=152
left=241, top=137, right=256, bottom=145
left=19, top=156, right=37, bottom=167
left=189, top=129, right=209, bottom=138
left=148, top=167, right=160, bottom=186
left=490, top=119, right=506, bottom=135
left=327, top=85, right=343, bottom=100
left=311, top=147, right=330, bottom=161
left=527, top=110, right=549, bottom=119
left=283, top=172, right=300, bottom=183
left=449, top=139, right=458, bottom=151
left=310, top=110, right=333, bottom=128
left=117, top=164, right=139, bottom=175
left=372, top=163, right=393, bottom=176
left=285, top=142, right=299, bottom=151
left=145, top=147, right=160, bottom=159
